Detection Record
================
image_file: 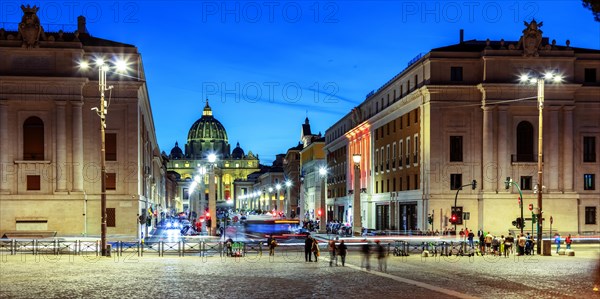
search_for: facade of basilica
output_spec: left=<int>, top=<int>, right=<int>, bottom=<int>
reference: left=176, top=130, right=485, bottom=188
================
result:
left=166, top=100, right=260, bottom=217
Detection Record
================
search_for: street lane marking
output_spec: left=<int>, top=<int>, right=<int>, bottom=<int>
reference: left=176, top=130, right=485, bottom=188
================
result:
left=324, top=258, right=478, bottom=299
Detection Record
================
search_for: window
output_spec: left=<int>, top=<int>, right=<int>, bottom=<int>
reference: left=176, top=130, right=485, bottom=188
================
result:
left=386, top=179, right=390, bottom=192
left=23, top=116, right=44, bottom=160
left=376, top=181, right=379, bottom=193
left=516, top=121, right=535, bottom=162
left=407, top=113, right=411, bottom=127
left=399, top=177, right=403, bottom=191
left=392, top=143, right=396, bottom=168
left=406, top=138, right=411, bottom=166
left=414, top=109, right=419, bottom=123
left=584, top=68, right=597, bottom=83
left=400, top=116, right=403, bottom=129
left=386, top=145, right=390, bottom=170
left=451, top=67, right=463, bottom=81
left=27, top=175, right=41, bottom=190
left=584, top=174, right=595, bottom=190
left=414, top=174, right=418, bottom=189
left=407, top=80, right=410, bottom=92
left=520, top=176, right=532, bottom=190
left=393, top=178, right=397, bottom=191
left=450, top=136, right=463, bottom=162
left=584, top=136, right=596, bottom=162
left=406, top=176, right=410, bottom=190
left=450, top=174, right=463, bottom=190
left=414, top=75, right=418, bottom=87
left=107, top=208, right=116, bottom=227
left=585, top=207, right=597, bottom=224
left=413, top=134, right=419, bottom=164
left=183, top=188, right=189, bottom=200
left=399, top=140, right=403, bottom=167
left=375, top=149, right=379, bottom=172
left=106, top=133, right=117, bottom=161
left=106, top=173, right=116, bottom=190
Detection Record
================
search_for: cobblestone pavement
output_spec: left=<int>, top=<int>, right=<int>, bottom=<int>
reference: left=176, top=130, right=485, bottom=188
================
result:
left=1, top=245, right=598, bottom=299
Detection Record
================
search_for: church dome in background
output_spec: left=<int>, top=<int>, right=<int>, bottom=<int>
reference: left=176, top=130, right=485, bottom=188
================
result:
left=232, top=142, right=245, bottom=159
left=169, top=141, right=184, bottom=159
left=187, top=100, right=228, bottom=144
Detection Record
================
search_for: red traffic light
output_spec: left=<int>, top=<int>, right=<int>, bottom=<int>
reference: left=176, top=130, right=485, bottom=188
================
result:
left=317, top=209, right=322, bottom=216
left=528, top=204, right=533, bottom=211
left=518, top=197, right=521, bottom=205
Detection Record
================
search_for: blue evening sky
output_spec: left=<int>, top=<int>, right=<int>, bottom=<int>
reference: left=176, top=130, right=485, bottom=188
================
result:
left=2, top=1, right=599, bottom=164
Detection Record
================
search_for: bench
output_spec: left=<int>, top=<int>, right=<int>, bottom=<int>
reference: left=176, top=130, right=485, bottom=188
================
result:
left=1, top=231, right=57, bottom=239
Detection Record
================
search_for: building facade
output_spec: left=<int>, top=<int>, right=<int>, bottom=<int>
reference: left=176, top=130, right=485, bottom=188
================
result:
left=324, top=22, right=600, bottom=235
left=0, top=7, right=164, bottom=238
left=299, top=118, right=326, bottom=222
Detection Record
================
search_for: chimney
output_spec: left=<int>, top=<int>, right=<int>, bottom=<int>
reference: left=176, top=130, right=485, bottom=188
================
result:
left=77, top=16, right=88, bottom=35
left=460, top=29, right=464, bottom=44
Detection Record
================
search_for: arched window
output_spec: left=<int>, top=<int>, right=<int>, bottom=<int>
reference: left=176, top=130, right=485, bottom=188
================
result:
left=23, top=116, right=44, bottom=160
left=516, top=121, right=534, bottom=162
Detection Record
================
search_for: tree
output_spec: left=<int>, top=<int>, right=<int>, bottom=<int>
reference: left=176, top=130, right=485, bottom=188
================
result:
left=582, top=0, right=600, bottom=22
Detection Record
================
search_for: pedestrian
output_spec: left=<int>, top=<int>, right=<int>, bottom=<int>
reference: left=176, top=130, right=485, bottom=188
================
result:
left=361, top=240, right=371, bottom=270
left=328, top=240, right=337, bottom=266
left=312, top=238, right=320, bottom=262
left=554, top=233, right=561, bottom=253
left=484, top=232, right=493, bottom=254
left=304, top=235, right=313, bottom=262
left=268, top=235, right=277, bottom=256
left=225, top=237, right=233, bottom=257
left=467, top=230, right=475, bottom=249
left=337, top=240, right=347, bottom=266
left=518, top=233, right=527, bottom=256
left=504, top=233, right=514, bottom=257
left=565, top=234, right=572, bottom=250
left=478, top=233, right=485, bottom=255
left=375, top=240, right=387, bottom=272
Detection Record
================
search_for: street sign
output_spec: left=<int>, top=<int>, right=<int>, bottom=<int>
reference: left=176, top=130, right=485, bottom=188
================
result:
left=463, top=212, right=470, bottom=220
left=550, top=216, right=553, bottom=224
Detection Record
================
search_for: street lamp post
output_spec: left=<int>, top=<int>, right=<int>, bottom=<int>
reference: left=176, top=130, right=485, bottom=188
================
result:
left=520, top=70, right=562, bottom=254
left=207, top=153, right=217, bottom=236
left=275, top=183, right=282, bottom=214
left=352, top=154, right=361, bottom=236
left=318, top=166, right=327, bottom=233
left=285, top=180, right=292, bottom=217
left=78, top=57, right=129, bottom=257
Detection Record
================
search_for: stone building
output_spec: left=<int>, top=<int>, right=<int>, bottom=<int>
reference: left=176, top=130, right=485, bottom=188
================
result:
left=324, top=22, right=600, bottom=235
left=0, top=7, right=164, bottom=238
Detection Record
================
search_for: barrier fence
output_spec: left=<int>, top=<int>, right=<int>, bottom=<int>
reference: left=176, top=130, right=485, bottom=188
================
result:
left=0, top=239, right=506, bottom=258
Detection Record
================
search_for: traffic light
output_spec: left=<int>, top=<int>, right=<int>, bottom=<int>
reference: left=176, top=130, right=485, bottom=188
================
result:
left=427, top=214, right=433, bottom=225
left=317, top=209, right=322, bottom=217
left=450, top=207, right=463, bottom=225
left=450, top=213, right=457, bottom=224
left=471, top=180, right=477, bottom=190
left=528, top=203, right=533, bottom=211
left=514, top=217, right=524, bottom=229
left=505, top=177, right=511, bottom=190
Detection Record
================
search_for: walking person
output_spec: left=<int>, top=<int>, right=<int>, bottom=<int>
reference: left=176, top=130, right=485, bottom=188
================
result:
left=304, top=235, right=313, bottom=262
left=375, top=240, right=387, bottom=272
left=504, top=233, right=514, bottom=257
left=311, top=238, right=320, bottom=262
left=467, top=230, right=475, bottom=249
left=518, top=233, right=527, bottom=256
left=268, top=235, right=277, bottom=256
left=337, top=240, right=347, bottom=266
left=554, top=233, right=561, bottom=253
left=328, top=239, right=337, bottom=266
left=361, top=240, right=371, bottom=270
left=565, top=234, right=572, bottom=250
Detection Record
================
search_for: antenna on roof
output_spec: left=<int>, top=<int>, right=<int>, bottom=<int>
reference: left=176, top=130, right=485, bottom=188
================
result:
left=460, top=29, right=464, bottom=44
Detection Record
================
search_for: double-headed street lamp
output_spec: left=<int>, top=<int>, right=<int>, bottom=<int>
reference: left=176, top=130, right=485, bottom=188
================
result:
left=352, top=154, right=361, bottom=236
left=79, top=57, right=129, bottom=257
left=519, top=70, right=562, bottom=254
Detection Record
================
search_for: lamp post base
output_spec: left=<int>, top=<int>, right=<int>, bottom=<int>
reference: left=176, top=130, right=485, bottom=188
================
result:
left=353, top=227, right=362, bottom=237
